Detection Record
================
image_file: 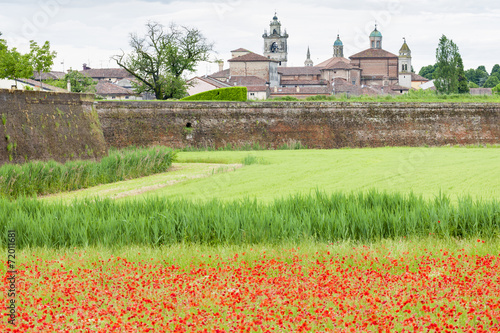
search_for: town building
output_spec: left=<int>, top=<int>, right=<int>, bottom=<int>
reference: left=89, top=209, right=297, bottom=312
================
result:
left=192, top=14, right=422, bottom=99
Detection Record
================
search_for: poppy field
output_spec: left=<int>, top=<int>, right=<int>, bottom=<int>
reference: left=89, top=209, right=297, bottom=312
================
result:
left=2, top=239, right=500, bottom=332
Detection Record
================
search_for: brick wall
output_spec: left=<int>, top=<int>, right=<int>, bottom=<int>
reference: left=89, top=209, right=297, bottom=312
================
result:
left=0, top=89, right=107, bottom=164
left=96, top=101, right=500, bottom=149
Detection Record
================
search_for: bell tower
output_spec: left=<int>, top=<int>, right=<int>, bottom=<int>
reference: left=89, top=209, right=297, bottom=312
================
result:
left=262, top=13, right=288, bottom=67
left=398, top=37, right=412, bottom=88
left=333, top=34, right=344, bottom=57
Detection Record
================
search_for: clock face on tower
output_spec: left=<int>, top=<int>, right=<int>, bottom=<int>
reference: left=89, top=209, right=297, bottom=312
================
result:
left=270, top=42, right=278, bottom=53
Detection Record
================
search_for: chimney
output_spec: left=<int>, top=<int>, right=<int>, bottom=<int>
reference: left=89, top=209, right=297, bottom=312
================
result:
left=296, top=86, right=300, bottom=93
left=83, top=63, right=91, bottom=70
left=218, top=60, right=224, bottom=72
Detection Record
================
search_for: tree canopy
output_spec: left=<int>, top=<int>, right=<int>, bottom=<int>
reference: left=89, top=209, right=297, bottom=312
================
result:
left=0, top=45, right=33, bottom=86
left=29, top=40, right=57, bottom=88
left=418, top=64, right=438, bottom=80
left=114, top=22, right=214, bottom=100
left=483, top=75, right=500, bottom=88
left=433, top=35, right=470, bottom=94
left=0, top=33, right=57, bottom=88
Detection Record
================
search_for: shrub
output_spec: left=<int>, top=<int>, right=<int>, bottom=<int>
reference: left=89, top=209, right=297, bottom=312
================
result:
left=181, top=87, right=247, bottom=101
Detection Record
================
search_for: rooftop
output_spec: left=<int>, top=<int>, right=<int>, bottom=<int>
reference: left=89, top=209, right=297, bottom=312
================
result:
left=228, top=52, right=278, bottom=63
left=278, top=67, right=322, bottom=76
left=96, top=80, right=135, bottom=96
left=316, top=57, right=357, bottom=70
left=80, top=68, right=133, bottom=79
left=350, top=48, right=398, bottom=59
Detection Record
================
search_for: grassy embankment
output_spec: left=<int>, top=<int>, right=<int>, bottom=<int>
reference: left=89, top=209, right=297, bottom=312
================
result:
left=0, top=146, right=176, bottom=199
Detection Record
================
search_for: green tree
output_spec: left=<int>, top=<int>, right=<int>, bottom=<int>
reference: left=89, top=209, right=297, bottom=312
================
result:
left=456, top=55, right=469, bottom=94
left=0, top=47, right=33, bottom=87
left=29, top=40, right=57, bottom=89
left=434, top=35, right=460, bottom=94
left=113, top=22, right=214, bottom=100
left=0, top=32, right=6, bottom=52
left=492, top=83, right=500, bottom=94
left=418, top=64, right=438, bottom=80
left=469, top=81, right=479, bottom=88
left=65, top=70, right=96, bottom=93
left=483, top=75, right=500, bottom=88
left=465, top=67, right=489, bottom=87
left=491, top=64, right=500, bottom=80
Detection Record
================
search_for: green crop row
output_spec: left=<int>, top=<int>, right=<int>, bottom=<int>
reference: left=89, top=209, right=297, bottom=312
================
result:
left=0, top=190, right=498, bottom=249
left=0, top=146, right=176, bottom=199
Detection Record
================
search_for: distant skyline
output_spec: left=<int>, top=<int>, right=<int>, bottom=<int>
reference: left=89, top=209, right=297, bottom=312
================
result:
left=1, top=0, right=499, bottom=77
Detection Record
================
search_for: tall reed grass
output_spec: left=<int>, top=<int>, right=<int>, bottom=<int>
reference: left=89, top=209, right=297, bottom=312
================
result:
left=0, top=146, right=176, bottom=199
left=0, top=191, right=498, bottom=249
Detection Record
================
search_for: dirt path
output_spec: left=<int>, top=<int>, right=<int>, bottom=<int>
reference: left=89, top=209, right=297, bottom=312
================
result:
left=112, top=164, right=243, bottom=199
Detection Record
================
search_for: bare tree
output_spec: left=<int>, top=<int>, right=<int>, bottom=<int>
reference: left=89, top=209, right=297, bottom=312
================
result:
left=114, top=22, right=214, bottom=100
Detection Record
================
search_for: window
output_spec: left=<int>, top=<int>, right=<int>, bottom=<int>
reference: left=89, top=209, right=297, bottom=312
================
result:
left=376, top=41, right=380, bottom=48
left=352, top=81, right=356, bottom=85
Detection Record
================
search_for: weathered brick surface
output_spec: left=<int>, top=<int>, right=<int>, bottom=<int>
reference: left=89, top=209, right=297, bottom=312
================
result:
left=96, top=101, right=500, bottom=149
left=0, top=89, right=107, bottom=164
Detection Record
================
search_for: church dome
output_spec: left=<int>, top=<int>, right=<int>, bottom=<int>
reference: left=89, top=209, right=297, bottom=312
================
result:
left=370, top=27, right=382, bottom=38
left=334, top=34, right=343, bottom=46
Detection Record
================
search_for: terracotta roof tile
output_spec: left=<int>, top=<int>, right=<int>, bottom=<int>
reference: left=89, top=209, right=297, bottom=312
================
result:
left=80, top=68, right=133, bottom=79
left=350, top=49, right=398, bottom=59
left=332, top=78, right=364, bottom=95
left=278, top=67, right=322, bottom=76
left=227, top=52, right=278, bottom=63
left=410, top=73, right=429, bottom=82
left=96, top=80, right=135, bottom=95
left=316, top=57, right=357, bottom=70
left=246, top=86, right=268, bottom=92
left=228, top=76, right=267, bottom=86
left=210, top=69, right=230, bottom=79
left=193, top=76, right=231, bottom=88
left=231, top=48, right=251, bottom=52
left=280, top=80, right=327, bottom=86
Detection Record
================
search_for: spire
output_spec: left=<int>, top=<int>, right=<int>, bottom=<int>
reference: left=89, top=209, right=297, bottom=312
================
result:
left=399, top=37, right=411, bottom=57
left=304, top=46, right=313, bottom=66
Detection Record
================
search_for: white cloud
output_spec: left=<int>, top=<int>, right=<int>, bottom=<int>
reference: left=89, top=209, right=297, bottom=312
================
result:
left=1, top=0, right=499, bottom=75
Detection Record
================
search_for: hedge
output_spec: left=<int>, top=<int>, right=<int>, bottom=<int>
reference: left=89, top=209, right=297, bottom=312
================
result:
left=181, top=87, right=247, bottom=101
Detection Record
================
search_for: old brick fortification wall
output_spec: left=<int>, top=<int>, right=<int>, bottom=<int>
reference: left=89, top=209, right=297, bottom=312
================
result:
left=0, top=89, right=107, bottom=164
left=96, top=101, right=500, bottom=149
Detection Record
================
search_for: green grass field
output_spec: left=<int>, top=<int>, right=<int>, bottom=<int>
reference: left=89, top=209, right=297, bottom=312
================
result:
left=44, top=147, right=500, bottom=203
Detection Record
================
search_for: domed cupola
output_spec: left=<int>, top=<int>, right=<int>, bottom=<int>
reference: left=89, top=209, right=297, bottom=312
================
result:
left=333, top=34, right=344, bottom=57
left=369, top=25, right=382, bottom=49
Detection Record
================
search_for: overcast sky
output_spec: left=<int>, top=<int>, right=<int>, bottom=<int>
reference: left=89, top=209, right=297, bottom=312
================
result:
left=1, top=0, right=499, bottom=77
